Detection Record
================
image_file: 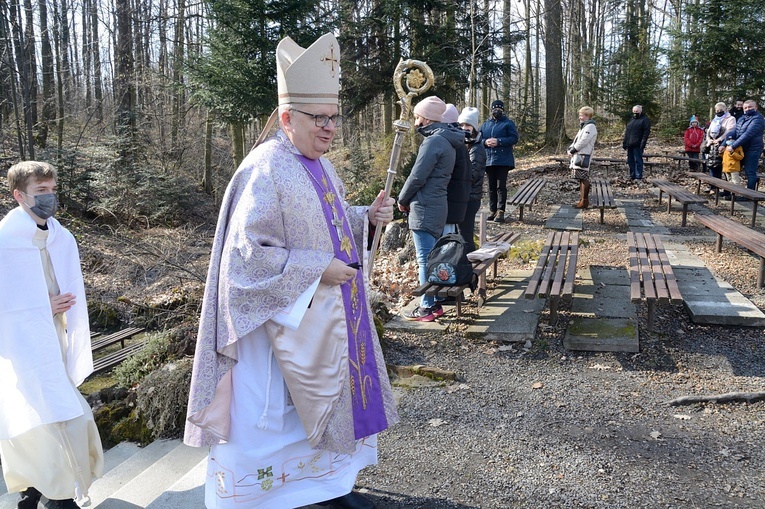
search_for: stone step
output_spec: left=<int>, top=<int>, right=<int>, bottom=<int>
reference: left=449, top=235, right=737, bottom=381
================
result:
left=87, top=439, right=182, bottom=507
left=144, top=457, right=206, bottom=509
left=93, top=441, right=206, bottom=508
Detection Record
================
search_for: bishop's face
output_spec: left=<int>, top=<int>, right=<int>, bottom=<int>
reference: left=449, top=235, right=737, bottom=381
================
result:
left=282, top=103, right=338, bottom=160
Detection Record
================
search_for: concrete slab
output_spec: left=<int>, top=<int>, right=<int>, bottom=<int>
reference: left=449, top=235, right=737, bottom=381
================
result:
left=145, top=458, right=206, bottom=509
left=564, top=316, right=639, bottom=352
left=671, top=252, right=765, bottom=326
left=545, top=204, right=583, bottom=231
left=572, top=284, right=636, bottom=319
left=465, top=270, right=543, bottom=342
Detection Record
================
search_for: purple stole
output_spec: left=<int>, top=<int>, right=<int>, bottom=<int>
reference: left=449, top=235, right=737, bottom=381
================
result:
left=297, top=155, right=389, bottom=439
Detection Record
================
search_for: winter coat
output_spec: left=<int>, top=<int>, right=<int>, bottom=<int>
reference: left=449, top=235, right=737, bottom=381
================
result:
left=398, top=122, right=458, bottom=238
left=722, top=146, right=744, bottom=174
left=730, top=112, right=765, bottom=153
left=445, top=125, right=473, bottom=224
left=706, top=113, right=736, bottom=147
left=569, top=119, right=597, bottom=169
left=466, top=131, right=486, bottom=202
left=479, top=114, right=519, bottom=168
left=683, top=126, right=705, bottom=153
left=622, top=113, right=651, bottom=150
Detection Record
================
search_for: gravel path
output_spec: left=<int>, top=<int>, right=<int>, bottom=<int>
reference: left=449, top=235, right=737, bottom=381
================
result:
left=348, top=154, right=765, bottom=508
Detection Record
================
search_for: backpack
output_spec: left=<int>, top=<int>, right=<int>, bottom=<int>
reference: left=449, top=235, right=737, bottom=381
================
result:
left=426, top=233, right=476, bottom=288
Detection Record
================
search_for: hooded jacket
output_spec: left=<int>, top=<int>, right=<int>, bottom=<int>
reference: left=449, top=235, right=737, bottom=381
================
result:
left=466, top=131, right=486, bottom=202
left=445, top=124, right=473, bottom=224
left=398, top=122, right=458, bottom=238
left=478, top=114, right=519, bottom=168
left=683, top=125, right=705, bottom=153
left=622, top=113, right=651, bottom=150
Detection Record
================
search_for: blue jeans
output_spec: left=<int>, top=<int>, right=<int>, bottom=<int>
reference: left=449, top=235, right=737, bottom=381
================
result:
left=742, top=148, right=761, bottom=189
left=627, top=146, right=644, bottom=179
left=412, top=229, right=439, bottom=308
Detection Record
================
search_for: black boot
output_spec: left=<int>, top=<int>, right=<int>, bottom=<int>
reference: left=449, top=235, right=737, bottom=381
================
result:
left=317, top=491, right=375, bottom=509
left=17, top=487, right=42, bottom=509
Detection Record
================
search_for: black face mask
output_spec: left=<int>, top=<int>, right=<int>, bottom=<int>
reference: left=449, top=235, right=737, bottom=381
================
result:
left=716, top=111, right=724, bottom=117
left=416, top=124, right=427, bottom=135
left=633, top=113, right=640, bottom=119
left=492, top=110, right=503, bottom=119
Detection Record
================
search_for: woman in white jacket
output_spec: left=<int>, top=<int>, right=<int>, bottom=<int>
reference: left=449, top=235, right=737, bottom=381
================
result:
left=568, top=106, right=598, bottom=209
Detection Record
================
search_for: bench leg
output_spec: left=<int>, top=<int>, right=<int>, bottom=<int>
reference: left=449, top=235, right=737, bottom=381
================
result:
left=696, top=180, right=701, bottom=195
left=759, top=258, right=765, bottom=289
left=647, top=300, right=656, bottom=332
left=456, top=294, right=463, bottom=317
left=600, top=207, right=605, bottom=224
left=549, top=296, right=559, bottom=322
left=666, top=196, right=672, bottom=213
left=715, top=233, right=723, bottom=253
left=657, top=190, right=663, bottom=204
left=751, top=204, right=758, bottom=228
left=681, top=205, right=688, bottom=227
left=518, top=205, right=524, bottom=222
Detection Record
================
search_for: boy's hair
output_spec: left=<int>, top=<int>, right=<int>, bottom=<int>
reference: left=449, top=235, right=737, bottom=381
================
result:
left=7, top=161, right=57, bottom=192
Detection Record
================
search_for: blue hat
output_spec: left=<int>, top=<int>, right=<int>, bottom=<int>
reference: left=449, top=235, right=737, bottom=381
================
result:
left=690, top=115, right=697, bottom=123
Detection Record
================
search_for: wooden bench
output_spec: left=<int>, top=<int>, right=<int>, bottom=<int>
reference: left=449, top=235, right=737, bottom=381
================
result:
left=590, top=178, right=617, bottom=224
left=92, top=340, right=149, bottom=375
left=658, top=154, right=707, bottom=172
left=524, top=231, right=579, bottom=322
left=694, top=211, right=765, bottom=288
left=688, top=172, right=765, bottom=227
left=90, top=327, right=145, bottom=352
left=627, top=232, right=683, bottom=331
left=648, top=179, right=707, bottom=226
left=412, top=230, right=520, bottom=317
left=508, top=177, right=546, bottom=221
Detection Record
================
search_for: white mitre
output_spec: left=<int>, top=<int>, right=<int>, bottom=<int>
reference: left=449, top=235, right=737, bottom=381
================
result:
left=277, top=33, right=340, bottom=106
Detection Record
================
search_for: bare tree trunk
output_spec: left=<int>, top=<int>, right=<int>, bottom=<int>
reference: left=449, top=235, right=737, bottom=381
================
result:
left=10, top=0, right=34, bottom=158
left=1, top=3, right=26, bottom=158
left=231, top=122, right=244, bottom=169
left=544, top=0, right=566, bottom=146
left=82, top=0, right=91, bottom=108
left=90, top=0, right=103, bottom=121
left=22, top=0, right=37, bottom=132
left=115, top=0, right=136, bottom=168
left=202, top=109, right=213, bottom=194
left=51, top=0, right=65, bottom=154
left=501, top=0, right=512, bottom=102
left=171, top=0, right=186, bottom=150
left=39, top=0, right=55, bottom=148
left=59, top=0, right=72, bottom=102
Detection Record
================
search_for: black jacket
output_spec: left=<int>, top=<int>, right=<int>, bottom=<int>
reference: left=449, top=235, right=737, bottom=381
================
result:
left=622, top=113, right=651, bottom=150
left=445, top=125, right=472, bottom=224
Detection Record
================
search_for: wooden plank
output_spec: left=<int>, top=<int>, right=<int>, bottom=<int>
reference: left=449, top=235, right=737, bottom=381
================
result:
left=525, top=231, right=555, bottom=298
left=627, top=233, right=642, bottom=302
left=537, top=232, right=561, bottom=298
left=91, top=327, right=145, bottom=351
left=549, top=231, right=568, bottom=297
left=644, top=233, right=670, bottom=303
left=653, top=234, right=683, bottom=303
left=562, top=232, right=579, bottom=297
left=636, top=232, right=657, bottom=300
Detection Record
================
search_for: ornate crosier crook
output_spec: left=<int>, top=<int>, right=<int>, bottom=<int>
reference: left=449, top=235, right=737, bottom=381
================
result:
left=367, top=59, right=435, bottom=279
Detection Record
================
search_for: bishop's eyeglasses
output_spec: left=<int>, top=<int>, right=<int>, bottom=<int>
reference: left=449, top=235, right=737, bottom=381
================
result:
left=291, top=109, right=344, bottom=128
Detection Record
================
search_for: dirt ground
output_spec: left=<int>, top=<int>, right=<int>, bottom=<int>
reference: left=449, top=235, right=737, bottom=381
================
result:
left=349, top=144, right=765, bottom=508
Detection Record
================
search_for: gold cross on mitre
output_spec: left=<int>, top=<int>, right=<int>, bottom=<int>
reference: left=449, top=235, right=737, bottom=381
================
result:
left=321, top=43, right=338, bottom=78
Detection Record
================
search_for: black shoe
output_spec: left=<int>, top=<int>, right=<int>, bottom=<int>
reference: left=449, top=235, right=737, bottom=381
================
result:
left=317, top=491, right=375, bottom=509
left=487, top=211, right=497, bottom=221
left=44, top=499, right=79, bottom=509
left=17, top=488, right=42, bottom=509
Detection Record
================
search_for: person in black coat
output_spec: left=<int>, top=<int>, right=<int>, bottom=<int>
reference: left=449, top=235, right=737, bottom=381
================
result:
left=622, top=105, right=651, bottom=179
left=457, top=106, right=486, bottom=252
